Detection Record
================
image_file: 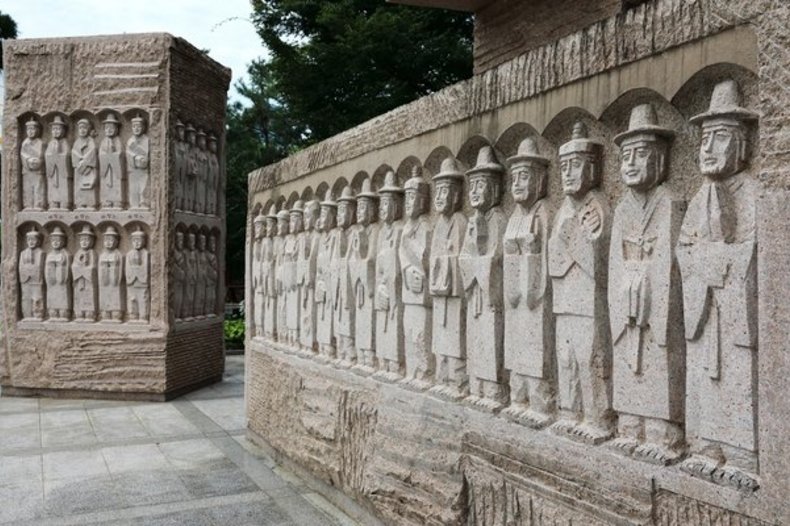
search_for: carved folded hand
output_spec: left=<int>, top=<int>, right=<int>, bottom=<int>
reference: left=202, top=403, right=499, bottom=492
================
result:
left=28, top=157, right=42, bottom=170
left=375, top=284, right=390, bottom=310
left=406, top=267, right=424, bottom=293
left=135, top=155, right=149, bottom=169
left=580, top=206, right=602, bottom=236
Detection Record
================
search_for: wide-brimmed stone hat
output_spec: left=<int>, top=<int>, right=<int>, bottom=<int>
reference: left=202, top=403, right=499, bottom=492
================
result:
left=25, top=117, right=40, bottom=128
left=131, top=114, right=146, bottom=124
left=356, top=176, right=378, bottom=200
left=102, top=113, right=121, bottom=125
left=559, top=122, right=603, bottom=157
left=253, top=210, right=266, bottom=225
left=466, top=146, right=504, bottom=178
left=508, top=136, right=549, bottom=167
left=50, top=226, right=67, bottom=238
left=276, top=209, right=289, bottom=221
left=690, top=79, right=758, bottom=125
left=175, top=119, right=185, bottom=129
left=77, top=225, right=95, bottom=237
left=266, top=204, right=279, bottom=219
left=50, top=115, right=67, bottom=128
left=614, top=103, right=675, bottom=146
left=432, top=156, right=464, bottom=182
left=337, top=185, right=356, bottom=203
left=26, top=227, right=40, bottom=237
left=185, top=123, right=196, bottom=134
left=290, top=200, right=305, bottom=214
left=320, top=190, right=338, bottom=208
left=378, top=170, right=404, bottom=194
left=131, top=226, right=146, bottom=238
left=404, top=165, right=429, bottom=192
left=104, top=226, right=120, bottom=237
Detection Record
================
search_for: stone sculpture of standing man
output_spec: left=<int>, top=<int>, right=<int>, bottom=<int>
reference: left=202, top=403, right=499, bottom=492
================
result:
left=46, top=115, right=71, bottom=210
left=126, top=114, right=150, bottom=209
left=427, top=157, right=468, bottom=400
left=46, top=227, right=72, bottom=321
left=297, top=200, right=321, bottom=353
left=99, top=114, right=124, bottom=209
left=196, top=129, right=209, bottom=214
left=194, top=233, right=208, bottom=318
left=274, top=210, right=290, bottom=337
left=500, top=137, right=554, bottom=428
left=334, top=187, right=356, bottom=366
left=315, top=195, right=339, bottom=360
left=73, top=118, right=99, bottom=209
left=207, top=134, right=220, bottom=216
left=459, top=146, right=508, bottom=411
left=348, top=178, right=379, bottom=374
left=399, top=167, right=434, bottom=390
left=126, top=228, right=150, bottom=322
left=677, top=80, right=759, bottom=490
left=283, top=202, right=303, bottom=346
left=549, top=122, right=613, bottom=444
left=19, top=228, right=45, bottom=320
left=173, top=231, right=187, bottom=321
left=21, top=118, right=45, bottom=210
left=99, top=226, right=124, bottom=322
left=174, top=119, right=188, bottom=210
left=72, top=225, right=98, bottom=322
left=609, top=104, right=685, bottom=464
left=185, top=124, right=198, bottom=212
left=184, top=232, right=198, bottom=320
left=262, top=208, right=278, bottom=339
left=373, top=171, right=405, bottom=382
left=252, top=211, right=266, bottom=336
left=205, top=234, right=219, bottom=316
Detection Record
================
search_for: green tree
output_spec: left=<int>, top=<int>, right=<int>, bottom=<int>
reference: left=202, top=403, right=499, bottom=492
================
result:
left=0, top=10, right=19, bottom=69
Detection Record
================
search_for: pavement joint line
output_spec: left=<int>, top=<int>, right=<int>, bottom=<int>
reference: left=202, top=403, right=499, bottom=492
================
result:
left=0, top=431, right=215, bottom=457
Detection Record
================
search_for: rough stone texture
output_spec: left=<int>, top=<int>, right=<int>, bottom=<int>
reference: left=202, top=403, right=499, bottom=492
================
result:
left=1, top=34, right=231, bottom=399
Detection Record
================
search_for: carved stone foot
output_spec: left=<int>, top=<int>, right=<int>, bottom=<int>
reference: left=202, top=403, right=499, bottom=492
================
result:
left=427, top=384, right=467, bottom=402
left=551, top=420, right=612, bottom=445
left=632, top=442, right=683, bottom=466
left=399, top=377, right=432, bottom=392
left=334, top=359, right=354, bottom=369
left=350, top=364, right=375, bottom=377
left=372, top=370, right=402, bottom=383
left=680, top=456, right=760, bottom=492
left=463, top=395, right=504, bottom=414
left=500, top=404, right=552, bottom=429
left=608, top=437, right=639, bottom=457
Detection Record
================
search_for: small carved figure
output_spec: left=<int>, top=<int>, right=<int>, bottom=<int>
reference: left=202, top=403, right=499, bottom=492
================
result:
left=348, top=178, right=380, bottom=374
left=173, top=231, right=187, bottom=320
left=194, top=233, right=208, bottom=318
left=549, top=122, right=613, bottom=444
left=207, top=134, right=220, bottom=216
left=297, top=200, right=320, bottom=352
left=19, top=228, right=45, bottom=320
left=459, top=146, right=508, bottom=411
left=427, top=157, right=469, bottom=400
left=184, top=232, right=198, bottom=319
left=500, top=137, right=555, bottom=428
left=184, top=124, right=197, bottom=212
left=334, top=186, right=356, bottom=366
left=205, top=234, right=219, bottom=316
left=73, top=118, right=99, bottom=209
left=315, top=194, right=339, bottom=360
left=174, top=120, right=188, bottom=210
left=195, top=129, right=209, bottom=214
left=284, top=202, right=304, bottom=345
left=72, top=225, right=98, bottom=321
left=274, top=210, right=290, bottom=336
left=45, top=226, right=72, bottom=321
left=373, top=171, right=405, bottom=382
left=20, top=118, right=45, bottom=210
left=99, top=113, right=124, bottom=209
left=252, top=211, right=266, bottom=336
left=126, top=114, right=150, bottom=209
left=99, top=226, right=124, bottom=322
left=677, top=80, right=760, bottom=490
left=126, top=227, right=150, bottom=322
left=609, top=104, right=686, bottom=464
left=46, top=115, right=71, bottom=210
left=399, top=167, right=433, bottom=390
left=262, top=207, right=279, bottom=339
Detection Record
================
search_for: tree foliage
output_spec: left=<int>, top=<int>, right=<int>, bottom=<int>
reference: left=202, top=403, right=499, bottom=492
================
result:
left=0, top=10, right=19, bottom=69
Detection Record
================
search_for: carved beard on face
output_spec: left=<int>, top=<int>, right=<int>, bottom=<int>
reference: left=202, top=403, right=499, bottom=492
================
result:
left=620, top=138, right=665, bottom=192
left=510, top=164, right=545, bottom=206
left=699, top=122, right=744, bottom=180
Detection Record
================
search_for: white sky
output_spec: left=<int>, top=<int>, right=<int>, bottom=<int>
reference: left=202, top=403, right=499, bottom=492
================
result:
left=2, top=0, right=265, bottom=104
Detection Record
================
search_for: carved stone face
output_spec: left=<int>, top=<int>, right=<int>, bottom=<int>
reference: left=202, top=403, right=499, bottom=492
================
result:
left=175, top=232, right=184, bottom=250
left=176, top=126, right=185, bottom=141
left=77, top=121, right=91, bottom=138
left=26, top=235, right=40, bottom=249
left=78, top=235, right=94, bottom=250
left=253, top=219, right=264, bottom=239
left=434, top=180, right=460, bottom=216
left=277, top=217, right=289, bottom=236
left=131, top=120, right=145, bottom=136
left=198, top=135, right=207, bottom=150
left=290, top=212, right=304, bottom=234
left=404, top=189, right=426, bottom=219
left=104, top=235, right=118, bottom=250
left=104, top=122, right=118, bottom=138
left=187, top=131, right=196, bottom=147
left=468, top=175, right=496, bottom=211
left=265, top=218, right=277, bottom=238
left=559, top=152, right=595, bottom=197
left=304, top=204, right=319, bottom=231
left=25, top=124, right=39, bottom=139
left=209, top=140, right=217, bottom=153
left=379, top=194, right=399, bottom=224
left=511, top=163, right=545, bottom=205
left=187, top=233, right=196, bottom=250
left=318, top=206, right=336, bottom=232
left=51, top=123, right=65, bottom=140
left=356, top=197, right=376, bottom=226
left=198, top=234, right=206, bottom=251
left=700, top=120, right=745, bottom=179
left=51, top=235, right=65, bottom=250
left=337, top=201, right=355, bottom=229
left=620, top=137, right=665, bottom=192
left=132, top=234, right=146, bottom=250
left=208, top=236, right=216, bottom=253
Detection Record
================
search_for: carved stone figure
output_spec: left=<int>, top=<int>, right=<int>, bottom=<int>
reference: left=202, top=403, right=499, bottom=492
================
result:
left=99, top=226, right=124, bottom=322
left=274, top=210, right=290, bottom=337
left=334, top=186, right=356, bottom=367
left=252, top=211, right=266, bottom=336
left=99, top=113, right=124, bottom=209
left=315, top=194, right=339, bottom=360
left=348, top=178, right=379, bottom=374
left=297, top=200, right=320, bottom=353
left=549, top=122, right=613, bottom=444
left=459, top=146, right=508, bottom=411
left=20, top=118, right=45, bottom=210
left=126, top=228, right=150, bottom=322
left=184, top=232, right=198, bottom=319
left=205, top=234, right=219, bottom=316
left=19, top=228, right=45, bottom=320
left=283, top=202, right=304, bottom=345
left=427, top=157, right=468, bottom=400
left=173, top=231, right=187, bottom=320
left=195, top=129, right=209, bottom=214
left=262, top=208, right=278, bottom=339
left=677, top=80, right=760, bottom=490
left=174, top=119, right=188, bottom=210
left=194, top=233, right=208, bottom=318
left=184, top=124, right=197, bottom=212
left=73, top=118, right=99, bottom=209
left=500, top=137, right=555, bottom=428
left=46, top=226, right=72, bottom=321
left=207, top=134, right=220, bottom=216
left=399, top=167, right=433, bottom=390
left=609, top=104, right=685, bottom=464
left=126, top=114, right=150, bottom=209
left=373, top=171, right=405, bottom=382
left=46, top=115, right=71, bottom=210
left=72, top=225, right=98, bottom=321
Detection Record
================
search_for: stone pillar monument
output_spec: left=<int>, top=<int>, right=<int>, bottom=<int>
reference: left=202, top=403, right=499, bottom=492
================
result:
left=1, top=34, right=230, bottom=400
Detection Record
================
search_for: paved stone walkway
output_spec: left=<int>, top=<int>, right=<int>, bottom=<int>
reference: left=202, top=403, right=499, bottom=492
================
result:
left=0, top=355, right=357, bottom=525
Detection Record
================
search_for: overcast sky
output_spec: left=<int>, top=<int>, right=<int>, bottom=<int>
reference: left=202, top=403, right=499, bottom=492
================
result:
left=2, top=0, right=265, bottom=103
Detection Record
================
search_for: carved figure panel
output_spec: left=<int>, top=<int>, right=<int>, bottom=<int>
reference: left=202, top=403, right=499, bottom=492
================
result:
left=174, top=120, right=188, bottom=211
left=205, top=234, right=219, bottom=316
left=99, top=226, right=124, bottom=322
left=126, top=227, right=150, bottom=322
left=21, top=118, right=45, bottom=210
left=45, top=227, right=72, bottom=321
left=297, top=200, right=320, bottom=352
left=334, top=188, right=356, bottom=366
left=274, top=210, right=290, bottom=338
left=126, top=114, right=150, bottom=209
left=173, top=231, right=187, bottom=320
left=207, top=134, right=220, bottom=216
left=99, top=113, right=124, bottom=209
left=19, top=228, right=46, bottom=320
left=46, top=115, right=71, bottom=210
left=184, top=231, right=198, bottom=319
left=184, top=124, right=197, bottom=212
left=262, top=209, right=278, bottom=339
left=72, top=225, right=98, bottom=321
left=251, top=211, right=266, bottom=336
left=195, top=129, right=208, bottom=214
left=315, top=197, right=339, bottom=359
left=73, top=118, right=99, bottom=209
left=194, top=233, right=208, bottom=318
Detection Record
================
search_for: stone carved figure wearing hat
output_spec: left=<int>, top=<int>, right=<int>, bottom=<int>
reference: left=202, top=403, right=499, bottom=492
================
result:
left=399, top=166, right=434, bottom=390
left=46, top=115, right=71, bottom=210
left=72, top=225, right=98, bottom=321
left=427, top=156, right=469, bottom=400
left=676, top=79, right=760, bottom=490
left=252, top=210, right=267, bottom=336
left=45, top=226, right=72, bottom=321
left=262, top=205, right=279, bottom=338
left=297, top=200, right=321, bottom=353
left=126, top=114, right=150, bottom=209
left=19, top=227, right=45, bottom=320
left=500, top=136, right=555, bottom=428
left=333, top=186, right=357, bottom=367
left=373, top=170, right=405, bottom=382
left=282, top=201, right=305, bottom=346
left=174, top=119, right=189, bottom=211
left=99, top=113, right=124, bottom=209
left=184, top=232, right=198, bottom=319
left=205, top=234, right=219, bottom=316
left=274, top=209, right=291, bottom=336
left=609, top=103, right=686, bottom=464
left=206, top=134, right=220, bottom=216
left=21, top=117, right=45, bottom=210
left=347, top=177, right=380, bottom=374
left=549, top=121, right=614, bottom=444
left=194, top=233, right=208, bottom=319
left=126, top=227, right=150, bottom=322
left=195, top=129, right=209, bottom=214
left=458, top=145, right=509, bottom=411
left=73, top=118, right=99, bottom=209
left=99, top=225, right=124, bottom=321
left=315, top=193, right=339, bottom=359
left=184, top=124, right=198, bottom=212
left=173, top=231, right=187, bottom=320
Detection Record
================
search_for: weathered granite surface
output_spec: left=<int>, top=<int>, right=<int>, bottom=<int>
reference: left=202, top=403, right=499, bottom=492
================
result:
left=1, top=34, right=231, bottom=399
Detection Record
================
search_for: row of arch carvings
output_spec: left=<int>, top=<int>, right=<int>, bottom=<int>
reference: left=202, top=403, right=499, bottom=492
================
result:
left=171, top=118, right=222, bottom=217
left=17, top=110, right=152, bottom=211
left=170, top=225, right=222, bottom=321
left=249, top=70, right=762, bottom=493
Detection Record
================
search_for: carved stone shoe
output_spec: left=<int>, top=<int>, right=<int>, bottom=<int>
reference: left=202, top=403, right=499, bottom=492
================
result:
left=608, top=437, right=639, bottom=457
left=500, top=404, right=552, bottom=429
left=463, top=395, right=504, bottom=414
left=632, top=442, right=683, bottom=466
left=427, top=383, right=467, bottom=402
left=680, top=455, right=760, bottom=492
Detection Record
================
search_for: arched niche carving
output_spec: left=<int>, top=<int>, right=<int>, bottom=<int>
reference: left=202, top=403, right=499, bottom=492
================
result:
left=285, top=191, right=301, bottom=209
left=423, top=146, right=455, bottom=178
left=330, top=177, right=350, bottom=202
left=371, top=164, right=395, bottom=193
left=396, top=155, right=423, bottom=182
left=315, top=182, right=330, bottom=203
left=350, top=171, right=369, bottom=194
left=300, top=186, right=315, bottom=203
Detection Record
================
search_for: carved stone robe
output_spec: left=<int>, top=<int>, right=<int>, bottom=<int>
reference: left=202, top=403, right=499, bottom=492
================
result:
left=273, top=236, right=286, bottom=337
left=184, top=248, right=198, bottom=318
left=196, top=148, right=208, bottom=214
left=375, top=221, right=404, bottom=365
left=297, top=231, right=319, bottom=350
left=126, top=248, right=150, bottom=320
left=46, top=248, right=72, bottom=312
left=126, top=134, right=149, bottom=208
left=174, top=140, right=188, bottom=210
left=348, top=223, right=379, bottom=352
left=459, top=207, right=507, bottom=383
left=610, top=187, right=685, bottom=422
left=677, top=171, right=757, bottom=452
left=503, top=200, right=552, bottom=380
left=99, top=136, right=123, bottom=207
left=261, top=237, right=277, bottom=337
left=195, top=249, right=207, bottom=317
left=252, top=238, right=265, bottom=333
left=21, top=137, right=45, bottom=209
left=173, top=247, right=186, bottom=319
left=205, top=251, right=218, bottom=315
left=400, top=216, right=433, bottom=379
left=72, top=248, right=97, bottom=315
left=332, top=228, right=353, bottom=342
left=283, top=233, right=300, bottom=338
left=315, top=230, right=340, bottom=348
left=99, top=248, right=123, bottom=313
left=430, top=212, right=467, bottom=359
left=207, top=152, right=219, bottom=215
left=19, top=247, right=45, bottom=318
left=46, top=137, right=70, bottom=209
left=72, top=137, right=98, bottom=208
left=186, top=144, right=198, bottom=212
